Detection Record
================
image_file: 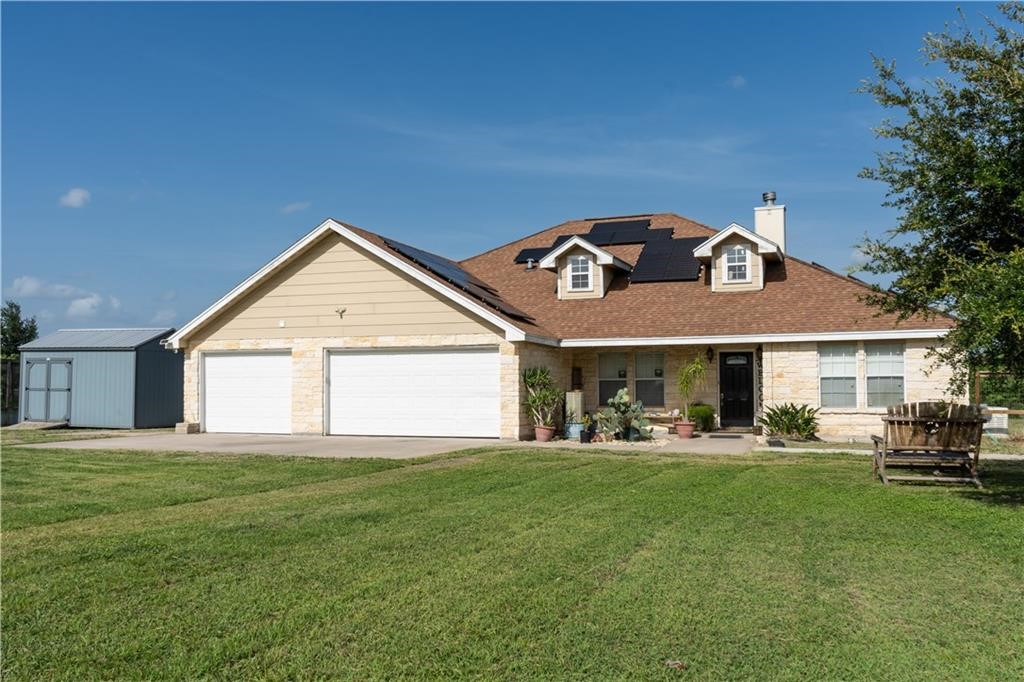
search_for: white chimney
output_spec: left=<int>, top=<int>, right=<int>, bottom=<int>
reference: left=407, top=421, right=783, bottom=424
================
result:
left=754, top=191, right=786, bottom=252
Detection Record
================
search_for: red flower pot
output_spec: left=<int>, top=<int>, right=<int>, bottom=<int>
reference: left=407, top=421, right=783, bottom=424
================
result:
left=534, top=426, right=555, bottom=442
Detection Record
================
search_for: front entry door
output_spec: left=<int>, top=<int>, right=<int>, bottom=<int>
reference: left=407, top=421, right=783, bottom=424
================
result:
left=719, top=352, right=754, bottom=427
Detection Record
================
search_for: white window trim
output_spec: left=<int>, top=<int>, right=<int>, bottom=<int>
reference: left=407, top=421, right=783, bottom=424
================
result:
left=567, top=255, right=594, bottom=292
left=724, top=244, right=752, bottom=284
left=598, top=351, right=628, bottom=405
left=817, top=342, right=858, bottom=409
left=865, top=342, right=906, bottom=407
left=634, top=351, right=666, bottom=407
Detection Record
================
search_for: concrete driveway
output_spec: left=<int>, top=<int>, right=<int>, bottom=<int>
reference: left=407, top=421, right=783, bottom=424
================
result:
left=30, top=432, right=507, bottom=459
left=28, top=430, right=755, bottom=459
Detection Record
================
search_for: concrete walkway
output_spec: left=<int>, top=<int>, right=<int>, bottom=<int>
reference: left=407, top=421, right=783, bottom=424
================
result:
left=29, top=431, right=756, bottom=459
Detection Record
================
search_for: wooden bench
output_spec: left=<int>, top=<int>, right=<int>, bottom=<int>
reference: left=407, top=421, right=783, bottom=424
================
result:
left=871, top=402, right=985, bottom=488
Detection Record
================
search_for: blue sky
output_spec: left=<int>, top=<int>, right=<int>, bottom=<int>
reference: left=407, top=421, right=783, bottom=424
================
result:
left=2, top=2, right=999, bottom=333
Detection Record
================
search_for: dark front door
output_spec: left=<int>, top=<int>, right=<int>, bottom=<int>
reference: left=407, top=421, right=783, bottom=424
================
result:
left=719, top=352, right=754, bottom=427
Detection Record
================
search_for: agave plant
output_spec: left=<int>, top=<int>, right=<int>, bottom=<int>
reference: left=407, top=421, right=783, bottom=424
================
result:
left=761, top=403, right=820, bottom=440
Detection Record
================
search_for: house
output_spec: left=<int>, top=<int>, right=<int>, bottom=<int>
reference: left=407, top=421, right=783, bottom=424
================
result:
left=164, top=194, right=956, bottom=440
left=19, top=328, right=183, bottom=428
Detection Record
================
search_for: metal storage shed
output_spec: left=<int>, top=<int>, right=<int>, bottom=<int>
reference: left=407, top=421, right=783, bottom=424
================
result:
left=18, top=328, right=183, bottom=428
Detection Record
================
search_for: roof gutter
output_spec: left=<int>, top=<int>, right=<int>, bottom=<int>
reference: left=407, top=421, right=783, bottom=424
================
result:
left=557, top=328, right=950, bottom=348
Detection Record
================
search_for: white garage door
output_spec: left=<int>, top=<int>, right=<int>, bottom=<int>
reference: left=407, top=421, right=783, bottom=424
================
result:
left=203, top=353, right=292, bottom=434
left=328, top=348, right=500, bottom=437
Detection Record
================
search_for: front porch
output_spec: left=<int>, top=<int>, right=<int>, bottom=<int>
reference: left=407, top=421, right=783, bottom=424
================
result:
left=548, top=344, right=765, bottom=431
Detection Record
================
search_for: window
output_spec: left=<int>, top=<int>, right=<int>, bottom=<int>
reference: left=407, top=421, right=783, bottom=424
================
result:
left=819, top=343, right=857, bottom=407
left=634, top=352, right=665, bottom=407
left=725, top=245, right=749, bottom=282
left=867, top=343, right=904, bottom=407
left=568, top=255, right=592, bottom=291
left=598, top=352, right=627, bottom=405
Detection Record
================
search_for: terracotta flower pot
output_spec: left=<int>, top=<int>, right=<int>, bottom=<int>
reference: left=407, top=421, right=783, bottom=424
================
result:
left=534, top=426, right=556, bottom=442
left=674, top=421, right=696, bottom=439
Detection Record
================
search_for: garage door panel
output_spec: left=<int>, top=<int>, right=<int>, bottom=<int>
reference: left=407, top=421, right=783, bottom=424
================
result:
left=329, top=348, right=499, bottom=437
left=204, top=353, right=291, bottom=434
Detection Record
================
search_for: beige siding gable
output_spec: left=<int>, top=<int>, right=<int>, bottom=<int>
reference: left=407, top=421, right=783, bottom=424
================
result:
left=191, top=232, right=500, bottom=343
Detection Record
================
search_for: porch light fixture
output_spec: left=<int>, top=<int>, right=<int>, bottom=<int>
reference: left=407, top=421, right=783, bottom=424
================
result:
left=705, top=346, right=715, bottom=363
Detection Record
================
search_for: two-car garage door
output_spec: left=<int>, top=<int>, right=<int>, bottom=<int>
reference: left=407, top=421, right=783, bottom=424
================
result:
left=202, top=348, right=500, bottom=437
left=328, top=348, right=500, bottom=437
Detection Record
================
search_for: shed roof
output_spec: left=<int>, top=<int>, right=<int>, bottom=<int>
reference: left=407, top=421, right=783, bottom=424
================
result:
left=20, top=328, right=175, bottom=351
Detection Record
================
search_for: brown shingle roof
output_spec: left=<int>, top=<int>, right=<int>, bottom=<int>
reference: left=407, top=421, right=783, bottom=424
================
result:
left=342, top=213, right=952, bottom=341
left=458, top=213, right=952, bottom=339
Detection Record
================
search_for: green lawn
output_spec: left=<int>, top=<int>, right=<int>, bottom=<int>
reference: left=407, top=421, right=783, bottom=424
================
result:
left=3, top=447, right=1022, bottom=680
left=0, top=426, right=173, bottom=447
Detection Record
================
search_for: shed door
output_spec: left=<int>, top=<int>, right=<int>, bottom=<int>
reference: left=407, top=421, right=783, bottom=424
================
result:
left=203, top=353, right=291, bottom=434
left=23, top=359, right=72, bottom=422
left=328, top=348, right=500, bottom=437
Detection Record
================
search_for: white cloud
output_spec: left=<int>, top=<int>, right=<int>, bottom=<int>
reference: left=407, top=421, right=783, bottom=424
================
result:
left=59, top=187, right=91, bottom=208
left=150, top=308, right=177, bottom=325
left=9, top=275, right=87, bottom=299
left=281, top=201, right=311, bottom=215
left=66, top=294, right=103, bottom=319
left=9, top=275, right=122, bottom=321
left=727, top=75, right=747, bottom=89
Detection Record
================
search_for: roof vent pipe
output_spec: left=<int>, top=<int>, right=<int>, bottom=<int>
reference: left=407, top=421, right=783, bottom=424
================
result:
left=762, top=191, right=776, bottom=206
left=526, top=258, right=536, bottom=270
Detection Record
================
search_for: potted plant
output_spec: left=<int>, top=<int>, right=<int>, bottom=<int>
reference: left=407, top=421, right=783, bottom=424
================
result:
left=564, top=409, right=584, bottom=440
left=579, top=413, right=593, bottom=443
left=522, top=367, right=562, bottom=442
left=674, top=355, right=708, bottom=439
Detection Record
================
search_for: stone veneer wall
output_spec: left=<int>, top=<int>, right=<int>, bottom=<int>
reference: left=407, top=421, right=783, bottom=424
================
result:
left=182, top=332, right=521, bottom=437
left=761, top=338, right=962, bottom=440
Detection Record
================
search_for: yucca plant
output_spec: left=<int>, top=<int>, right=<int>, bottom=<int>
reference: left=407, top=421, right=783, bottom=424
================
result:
left=761, top=403, right=820, bottom=440
left=522, top=367, right=561, bottom=428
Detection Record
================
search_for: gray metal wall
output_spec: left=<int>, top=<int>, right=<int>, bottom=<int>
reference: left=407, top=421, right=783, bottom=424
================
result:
left=133, top=339, right=184, bottom=428
left=19, top=350, right=135, bottom=428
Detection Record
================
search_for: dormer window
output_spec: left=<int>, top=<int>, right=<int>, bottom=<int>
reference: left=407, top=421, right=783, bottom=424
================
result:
left=568, top=255, right=592, bottom=291
left=725, top=245, right=750, bottom=282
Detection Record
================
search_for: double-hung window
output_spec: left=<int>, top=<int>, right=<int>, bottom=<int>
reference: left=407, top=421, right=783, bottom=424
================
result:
left=598, top=352, right=627, bottom=405
left=866, top=343, right=905, bottom=407
left=568, top=255, right=592, bottom=291
left=725, top=245, right=749, bottom=282
left=634, top=352, right=665, bottom=407
left=819, top=343, right=857, bottom=408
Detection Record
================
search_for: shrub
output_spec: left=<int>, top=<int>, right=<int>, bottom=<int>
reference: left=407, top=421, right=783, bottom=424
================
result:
left=688, top=403, right=716, bottom=432
left=597, top=388, right=652, bottom=440
left=761, top=403, right=819, bottom=440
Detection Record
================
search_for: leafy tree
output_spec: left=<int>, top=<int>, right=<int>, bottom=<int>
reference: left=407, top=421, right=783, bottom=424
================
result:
left=1, top=300, right=39, bottom=359
left=856, top=3, right=1024, bottom=394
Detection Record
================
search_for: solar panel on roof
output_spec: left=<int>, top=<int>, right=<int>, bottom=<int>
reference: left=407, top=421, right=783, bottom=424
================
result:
left=629, top=237, right=705, bottom=283
left=384, top=238, right=533, bottom=320
left=590, top=219, right=651, bottom=233
left=513, top=247, right=552, bottom=264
